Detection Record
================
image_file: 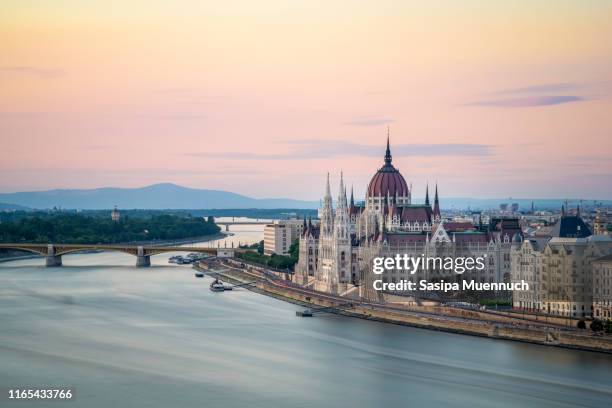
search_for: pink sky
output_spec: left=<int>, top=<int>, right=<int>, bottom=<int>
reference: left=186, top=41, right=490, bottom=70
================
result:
left=1, top=1, right=611, bottom=200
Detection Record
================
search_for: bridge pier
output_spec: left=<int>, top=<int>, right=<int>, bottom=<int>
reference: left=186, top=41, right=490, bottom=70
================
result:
left=136, top=246, right=150, bottom=267
left=225, top=224, right=229, bottom=232
left=45, top=244, right=62, bottom=267
left=136, top=255, right=151, bottom=267
left=45, top=254, right=62, bottom=267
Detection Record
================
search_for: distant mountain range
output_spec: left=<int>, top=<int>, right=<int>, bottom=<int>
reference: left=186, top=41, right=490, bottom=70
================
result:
left=0, top=183, right=609, bottom=211
left=0, top=183, right=319, bottom=210
left=0, top=202, right=29, bottom=211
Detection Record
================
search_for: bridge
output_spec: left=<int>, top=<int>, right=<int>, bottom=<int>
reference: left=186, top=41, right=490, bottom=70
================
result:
left=215, top=219, right=270, bottom=231
left=0, top=243, right=245, bottom=267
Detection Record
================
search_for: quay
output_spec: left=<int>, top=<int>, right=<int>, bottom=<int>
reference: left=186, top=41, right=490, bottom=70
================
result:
left=196, top=259, right=612, bottom=354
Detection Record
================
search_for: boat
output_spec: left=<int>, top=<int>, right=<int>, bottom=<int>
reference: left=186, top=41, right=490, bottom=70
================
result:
left=209, top=278, right=226, bottom=292
left=194, top=272, right=204, bottom=278
left=296, top=309, right=313, bottom=317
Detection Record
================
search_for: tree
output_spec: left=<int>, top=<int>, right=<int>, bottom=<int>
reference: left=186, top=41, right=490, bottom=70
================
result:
left=288, top=239, right=299, bottom=260
left=577, top=320, right=586, bottom=329
left=590, top=319, right=604, bottom=332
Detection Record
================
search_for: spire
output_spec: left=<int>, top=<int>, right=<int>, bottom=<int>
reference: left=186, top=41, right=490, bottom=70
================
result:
left=425, top=182, right=430, bottom=206
left=576, top=204, right=581, bottom=217
left=561, top=204, right=566, bottom=216
left=337, top=171, right=347, bottom=208
left=433, top=183, right=441, bottom=219
left=384, top=126, right=392, bottom=166
left=321, top=173, right=334, bottom=236
left=350, top=186, right=355, bottom=207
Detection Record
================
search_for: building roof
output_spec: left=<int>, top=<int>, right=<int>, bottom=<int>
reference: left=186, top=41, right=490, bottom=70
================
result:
left=366, top=137, right=409, bottom=198
left=594, top=253, right=612, bottom=263
left=399, top=205, right=432, bottom=223
left=551, top=215, right=592, bottom=238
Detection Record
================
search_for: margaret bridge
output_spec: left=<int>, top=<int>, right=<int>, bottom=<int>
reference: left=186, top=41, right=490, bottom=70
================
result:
left=0, top=243, right=245, bottom=267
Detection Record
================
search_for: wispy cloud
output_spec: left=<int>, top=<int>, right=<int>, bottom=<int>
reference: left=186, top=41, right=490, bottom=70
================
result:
left=494, top=83, right=582, bottom=95
left=185, top=140, right=494, bottom=160
left=343, top=117, right=395, bottom=126
left=0, top=66, right=65, bottom=79
left=466, top=81, right=602, bottom=107
left=467, top=95, right=585, bottom=108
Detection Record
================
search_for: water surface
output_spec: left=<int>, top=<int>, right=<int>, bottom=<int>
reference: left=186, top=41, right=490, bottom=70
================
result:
left=1, top=230, right=611, bottom=407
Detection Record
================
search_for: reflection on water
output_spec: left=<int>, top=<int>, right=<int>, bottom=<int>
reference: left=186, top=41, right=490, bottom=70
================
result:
left=1, top=223, right=612, bottom=408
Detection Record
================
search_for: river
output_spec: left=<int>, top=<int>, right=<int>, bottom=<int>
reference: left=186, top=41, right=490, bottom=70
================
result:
left=1, top=219, right=611, bottom=407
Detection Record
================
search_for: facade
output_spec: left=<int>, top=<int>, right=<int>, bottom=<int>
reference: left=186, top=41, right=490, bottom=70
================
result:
left=263, top=220, right=304, bottom=255
left=510, top=236, right=546, bottom=311
left=511, top=213, right=612, bottom=317
left=593, top=254, right=612, bottom=319
left=593, top=209, right=611, bottom=236
left=295, top=136, right=521, bottom=301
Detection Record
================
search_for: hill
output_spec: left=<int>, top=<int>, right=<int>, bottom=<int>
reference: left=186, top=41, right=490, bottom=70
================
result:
left=0, top=183, right=319, bottom=210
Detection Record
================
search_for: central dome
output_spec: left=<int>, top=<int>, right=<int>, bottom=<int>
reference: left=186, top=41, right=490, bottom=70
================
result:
left=366, top=137, right=409, bottom=198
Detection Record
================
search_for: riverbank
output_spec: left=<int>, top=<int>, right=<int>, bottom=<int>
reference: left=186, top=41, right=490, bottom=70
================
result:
left=0, top=232, right=230, bottom=263
left=198, top=261, right=612, bottom=354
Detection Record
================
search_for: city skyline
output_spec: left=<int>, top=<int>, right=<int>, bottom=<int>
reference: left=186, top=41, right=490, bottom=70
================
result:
left=1, top=1, right=612, bottom=199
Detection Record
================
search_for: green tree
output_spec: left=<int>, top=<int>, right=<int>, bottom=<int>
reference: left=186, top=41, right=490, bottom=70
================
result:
left=590, top=319, right=604, bottom=332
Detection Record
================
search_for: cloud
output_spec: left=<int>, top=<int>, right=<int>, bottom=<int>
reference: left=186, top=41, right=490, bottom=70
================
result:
left=467, top=95, right=584, bottom=108
left=0, top=66, right=65, bottom=79
left=136, top=113, right=207, bottom=120
left=185, top=140, right=494, bottom=160
left=494, top=83, right=581, bottom=95
left=343, top=117, right=395, bottom=126
left=468, top=82, right=599, bottom=107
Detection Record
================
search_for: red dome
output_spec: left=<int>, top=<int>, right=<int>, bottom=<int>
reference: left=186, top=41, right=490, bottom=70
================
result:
left=367, top=166, right=409, bottom=198
left=366, top=137, right=409, bottom=198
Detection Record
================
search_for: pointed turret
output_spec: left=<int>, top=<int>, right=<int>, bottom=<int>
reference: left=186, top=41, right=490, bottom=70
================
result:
left=384, top=126, right=392, bottom=166
left=425, top=183, right=430, bottom=206
left=350, top=186, right=355, bottom=207
left=337, top=172, right=347, bottom=209
left=433, top=183, right=441, bottom=220
left=333, top=172, right=349, bottom=240
left=324, top=173, right=332, bottom=205
left=320, top=173, right=334, bottom=236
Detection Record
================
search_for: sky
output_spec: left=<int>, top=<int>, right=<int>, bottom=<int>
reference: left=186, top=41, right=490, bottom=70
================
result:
left=1, top=0, right=611, bottom=201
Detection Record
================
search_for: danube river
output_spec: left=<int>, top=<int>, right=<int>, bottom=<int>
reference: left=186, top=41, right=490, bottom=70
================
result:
left=1, top=221, right=612, bottom=407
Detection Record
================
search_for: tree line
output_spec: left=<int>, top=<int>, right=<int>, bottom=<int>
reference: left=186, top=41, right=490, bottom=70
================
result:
left=0, top=212, right=220, bottom=244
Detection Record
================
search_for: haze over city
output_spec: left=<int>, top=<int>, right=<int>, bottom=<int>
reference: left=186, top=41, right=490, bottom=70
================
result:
left=1, top=1, right=611, bottom=200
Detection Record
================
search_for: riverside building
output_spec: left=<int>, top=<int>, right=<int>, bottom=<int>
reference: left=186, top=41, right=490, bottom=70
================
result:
left=264, top=220, right=304, bottom=255
left=511, top=210, right=612, bottom=317
left=295, top=135, right=521, bottom=301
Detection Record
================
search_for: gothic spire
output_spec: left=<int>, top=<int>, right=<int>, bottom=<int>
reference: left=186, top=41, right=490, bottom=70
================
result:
left=337, top=171, right=347, bottom=208
left=350, top=186, right=355, bottom=207
left=433, top=182, right=441, bottom=219
left=323, top=172, right=332, bottom=208
left=425, top=182, right=430, bottom=206
left=384, top=126, right=392, bottom=166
